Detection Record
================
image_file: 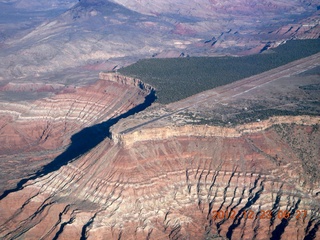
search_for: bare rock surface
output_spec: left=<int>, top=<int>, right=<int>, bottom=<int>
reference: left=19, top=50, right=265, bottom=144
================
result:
left=0, top=74, right=151, bottom=194
left=0, top=1, right=320, bottom=239
left=0, top=62, right=319, bottom=239
left=0, top=114, right=319, bottom=239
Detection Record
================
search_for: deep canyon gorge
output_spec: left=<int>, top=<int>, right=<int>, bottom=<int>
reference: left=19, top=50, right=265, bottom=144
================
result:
left=0, top=0, right=320, bottom=239
left=0, top=68, right=319, bottom=239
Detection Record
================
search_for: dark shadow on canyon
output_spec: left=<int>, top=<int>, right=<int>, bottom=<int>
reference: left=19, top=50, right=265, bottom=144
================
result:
left=0, top=90, right=156, bottom=200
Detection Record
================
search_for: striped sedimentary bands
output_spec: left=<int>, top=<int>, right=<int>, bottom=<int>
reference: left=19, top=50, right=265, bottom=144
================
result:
left=0, top=74, right=151, bottom=194
left=0, top=116, right=319, bottom=239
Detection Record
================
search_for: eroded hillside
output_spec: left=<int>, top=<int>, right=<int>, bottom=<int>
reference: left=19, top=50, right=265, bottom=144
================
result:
left=0, top=0, right=319, bottom=86
left=0, top=115, right=319, bottom=239
left=0, top=75, right=153, bottom=194
left=0, top=56, right=319, bottom=239
left=0, top=1, right=319, bottom=239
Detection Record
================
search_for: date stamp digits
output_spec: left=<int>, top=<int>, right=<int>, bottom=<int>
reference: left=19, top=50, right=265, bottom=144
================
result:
left=212, top=210, right=307, bottom=220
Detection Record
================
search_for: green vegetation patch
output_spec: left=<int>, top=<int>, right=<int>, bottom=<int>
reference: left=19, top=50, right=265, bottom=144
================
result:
left=119, top=39, right=320, bottom=104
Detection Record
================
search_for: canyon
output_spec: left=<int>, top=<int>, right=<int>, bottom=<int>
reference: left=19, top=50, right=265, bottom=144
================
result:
left=1, top=121, right=319, bottom=239
left=0, top=62, right=319, bottom=239
left=0, top=0, right=320, bottom=239
left=0, top=75, right=152, bottom=194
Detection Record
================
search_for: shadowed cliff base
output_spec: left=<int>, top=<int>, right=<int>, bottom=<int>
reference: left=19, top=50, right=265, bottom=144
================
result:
left=0, top=90, right=156, bottom=200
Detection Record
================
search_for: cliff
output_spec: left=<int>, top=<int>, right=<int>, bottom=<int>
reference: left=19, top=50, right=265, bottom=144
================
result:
left=0, top=1, right=319, bottom=238
left=0, top=75, right=150, bottom=194
left=0, top=70, right=319, bottom=239
left=0, top=119, right=319, bottom=240
left=99, top=72, right=155, bottom=93
left=112, top=115, right=320, bottom=146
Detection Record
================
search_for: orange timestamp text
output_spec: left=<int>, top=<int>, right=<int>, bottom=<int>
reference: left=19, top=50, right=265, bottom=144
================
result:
left=212, top=209, right=307, bottom=220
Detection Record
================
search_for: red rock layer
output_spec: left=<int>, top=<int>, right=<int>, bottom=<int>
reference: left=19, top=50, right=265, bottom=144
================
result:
left=0, top=75, right=150, bottom=193
left=0, top=122, right=319, bottom=239
left=0, top=82, right=66, bottom=93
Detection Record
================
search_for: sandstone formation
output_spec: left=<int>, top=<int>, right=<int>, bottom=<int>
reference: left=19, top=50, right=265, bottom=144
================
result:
left=0, top=68, right=319, bottom=239
left=0, top=1, right=319, bottom=239
left=0, top=75, right=151, bottom=194
left=0, top=117, right=319, bottom=239
left=113, top=116, right=320, bottom=147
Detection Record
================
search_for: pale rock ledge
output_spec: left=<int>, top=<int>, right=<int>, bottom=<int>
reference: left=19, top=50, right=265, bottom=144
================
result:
left=112, top=115, right=320, bottom=146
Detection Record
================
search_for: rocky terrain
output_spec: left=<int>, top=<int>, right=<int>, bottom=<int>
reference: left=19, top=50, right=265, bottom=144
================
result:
left=0, top=0, right=320, bottom=239
left=0, top=61, right=319, bottom=239
left=0, top=75, right=152, bottom=195
left=1, top=118, right=319, bottom=239
left=0, top=0, right=319, bottom=87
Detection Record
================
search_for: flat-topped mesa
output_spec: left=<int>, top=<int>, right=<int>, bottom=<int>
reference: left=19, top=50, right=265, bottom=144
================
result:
left=99, top=72, right=154, bottom=93
left=112, top=115, right=320, bottom=146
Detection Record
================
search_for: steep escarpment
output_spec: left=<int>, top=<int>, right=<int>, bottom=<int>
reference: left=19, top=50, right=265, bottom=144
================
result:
left=0, top=118, right=319, bottom=239
left=0, top=74, right=153, bottom=194
left=0, top=61, right=319, bottom=239
left=112, top=115, right=320, bottom=146
left=0, top=0, right=319, bottom=238
left=99, top=72, right=154, bottom=93
left=0, top=71, right=320, bottom=239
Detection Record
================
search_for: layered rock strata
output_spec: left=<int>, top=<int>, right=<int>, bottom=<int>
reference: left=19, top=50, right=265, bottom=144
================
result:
left=0, top=70, right=319, bottom=239
left=0, top=74, right=151, bottom=194
left=113, top=115, right=320, bottom=147
left=0, top=119, right=319, bottom=239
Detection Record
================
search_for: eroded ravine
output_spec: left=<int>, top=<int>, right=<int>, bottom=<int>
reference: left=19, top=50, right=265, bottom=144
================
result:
left=0, top=73, right=319, bottom=239
left=0, top=88, right=156, bottom=201
left=0, top=74, right=154, bottom=195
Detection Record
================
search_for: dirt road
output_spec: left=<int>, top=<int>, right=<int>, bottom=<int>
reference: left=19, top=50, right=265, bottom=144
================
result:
left=120, top=52, right=320, bottom=134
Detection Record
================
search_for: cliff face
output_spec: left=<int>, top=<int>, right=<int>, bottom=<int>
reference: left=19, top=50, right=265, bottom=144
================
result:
left=0, top=119, right=319, bottom=240
left=0, top=70, right=320, bottom=239
left=99, top=72, right=154, bottom=93
left=0, top=69, right=319, bottom=239
left=112, top=115, right=320, bottom=146
left=0, top=61, right=320, bottom=240
left=0, top=74, right=150, bottom=194
left=0, top=0, right=319, bottom=238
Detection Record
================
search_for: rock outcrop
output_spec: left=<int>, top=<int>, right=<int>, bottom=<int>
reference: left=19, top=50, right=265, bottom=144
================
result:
left=99, top=72, right=154, bottom=93
left=112, top=115, right=320, bottom=147
left=0, top=118, right=319, bottom=239
left=0, top=1, right=319, bottom=238
left=0, top=72, right=319, bottom=239
left=0, top=74, right=151, bottom=194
